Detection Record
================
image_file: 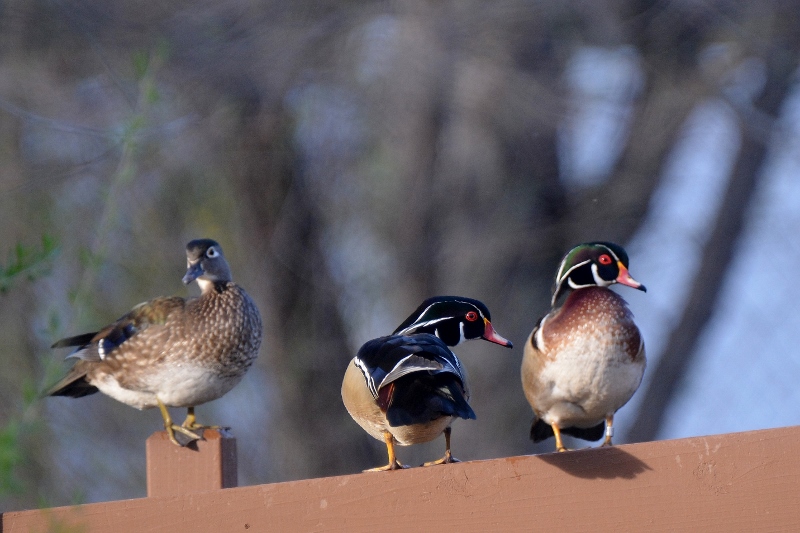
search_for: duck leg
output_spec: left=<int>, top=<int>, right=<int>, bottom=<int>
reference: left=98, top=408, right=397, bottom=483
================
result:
left=157, top=398, right=202, bottom=446
left=180, top=406, right=221, bottom=431
left=601, top=415, right=614, bottom=447
left=552, top=423, right=569, bottom=452
left=423, top=426, right=460, bottom=466
left=365, top=431, right=408, bottom=472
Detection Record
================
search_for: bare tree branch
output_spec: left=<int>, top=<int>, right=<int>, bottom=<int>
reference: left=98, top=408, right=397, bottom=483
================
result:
left=625, top=45, right=799, bottom=443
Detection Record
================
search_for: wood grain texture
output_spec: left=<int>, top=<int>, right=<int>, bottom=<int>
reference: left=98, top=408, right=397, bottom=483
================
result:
left=4, top=426, right=800, bottom=532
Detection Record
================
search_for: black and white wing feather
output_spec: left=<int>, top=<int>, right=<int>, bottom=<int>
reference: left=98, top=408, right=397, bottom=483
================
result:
left=354, top=334, right=464, bottom=397
left=354, top=333, right=474, bottom=427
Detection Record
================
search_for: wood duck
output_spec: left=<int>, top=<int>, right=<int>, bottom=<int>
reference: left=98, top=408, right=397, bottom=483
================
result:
left=47, top=239, right=263, bottom=446
left=521, top=242, right=646, bottom=452
left=342, top=296, right=513, bottom=471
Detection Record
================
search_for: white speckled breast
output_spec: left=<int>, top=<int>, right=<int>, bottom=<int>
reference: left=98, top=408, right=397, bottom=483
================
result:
left=87, top=282, right=262, bottom=410
left=521, top=287, right=645, bottom=429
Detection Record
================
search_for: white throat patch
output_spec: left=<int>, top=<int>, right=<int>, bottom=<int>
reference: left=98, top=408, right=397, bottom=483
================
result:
left=196, top=278, right=214, bottom=293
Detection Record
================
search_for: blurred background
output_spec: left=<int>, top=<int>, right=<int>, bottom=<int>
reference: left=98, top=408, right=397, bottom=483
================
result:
left=2, top=0, right=800, bottom=511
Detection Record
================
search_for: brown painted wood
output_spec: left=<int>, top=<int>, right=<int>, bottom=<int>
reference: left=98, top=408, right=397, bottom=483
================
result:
left=146, top=429, right=237, bottom=497
left=4, top=426, right=800, bottom=532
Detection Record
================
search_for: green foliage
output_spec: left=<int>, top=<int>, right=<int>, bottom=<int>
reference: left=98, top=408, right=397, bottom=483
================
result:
left=0, top=421, right=22, bottom=495
left=0, top=235, right=59, bottom=294
left=131, top=43, right=169, bottom=106
left=132, top=50, right=150, bottom=80
left=0, top=376, right=47, bottom=498
left=0, top=237, right=59, bottom=503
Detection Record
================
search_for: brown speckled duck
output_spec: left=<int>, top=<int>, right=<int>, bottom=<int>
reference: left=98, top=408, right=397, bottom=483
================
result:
left=521, top=242, right=646, bottom=452
left=48, top=239, right=263, bottom=446
left=342, top=296, right=513, bottom=471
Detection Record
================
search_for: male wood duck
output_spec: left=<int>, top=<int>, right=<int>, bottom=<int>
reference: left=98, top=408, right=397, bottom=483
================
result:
left=521, top=242, right=646, bottom=452
left=47, top=239, right=263, bottom=446
left=342, top=296, right=513, bottom=471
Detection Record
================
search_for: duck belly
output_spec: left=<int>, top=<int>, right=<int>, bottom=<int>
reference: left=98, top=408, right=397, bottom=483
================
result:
left=536, top=342, right=645, bottom=428
left=341, top=360, right=452, bottom=445
left=342, top=360, right=389, bottom=442
left=92, top=363, right=242, bottom=410
left=389, top=416, right=453, bottom=446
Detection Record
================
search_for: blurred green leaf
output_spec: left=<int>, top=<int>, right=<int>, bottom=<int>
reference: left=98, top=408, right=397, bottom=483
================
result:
left=77, top=246, right=103, bottom=271
left=132, top=50, right=149, bottom=80
left=0, top=235, right=59, bottom=294
left=154, top=38, right=171, bottom=63
left=22, top=378, right=39, bottom=406
left=145, top=83, right=160, bottom=105
left=0, top=421, right=22, bottom=495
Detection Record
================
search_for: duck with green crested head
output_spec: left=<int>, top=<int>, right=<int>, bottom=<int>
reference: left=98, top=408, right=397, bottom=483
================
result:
left=521, top=242, right=646, bottom=452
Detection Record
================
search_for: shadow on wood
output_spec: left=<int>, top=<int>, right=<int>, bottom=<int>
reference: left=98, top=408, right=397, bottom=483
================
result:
left=535, top=445, right=652, bottom=479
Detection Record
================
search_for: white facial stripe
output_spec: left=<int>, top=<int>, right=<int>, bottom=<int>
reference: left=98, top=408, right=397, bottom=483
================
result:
left=458, top=322, right=466, bottom=345
left=555, top=255, right=570, bottom=281
left=396, top=316, right=451, bottom=335
left=409, top=303, right=440, bottom=326
left=454, top=301, right=485, bottom=320
left=590, top=263, right=613, bottom=286
left=567, top=278, right=595, bottom=290
left=408, top=300, right=485, bottom=327
left=557, top=259, right=592, bottom=286
left=600, top=244, right=620, bottom=263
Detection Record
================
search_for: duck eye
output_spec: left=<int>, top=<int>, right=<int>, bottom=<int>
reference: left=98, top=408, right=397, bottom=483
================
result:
left=206, top=247, right=219, bottom=258
left=465, top=311, right=478, bottom=322
left=598, top=254, right=612, bottom=265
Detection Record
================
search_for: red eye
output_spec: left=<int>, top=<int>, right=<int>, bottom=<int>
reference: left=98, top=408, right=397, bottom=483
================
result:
left=598, top=254, right=612, bottom=265
left=465, top=311, right=478, bottom=322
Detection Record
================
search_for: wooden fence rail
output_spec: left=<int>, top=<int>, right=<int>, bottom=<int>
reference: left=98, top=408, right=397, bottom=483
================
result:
left=2, top=425, right=800, bottom=532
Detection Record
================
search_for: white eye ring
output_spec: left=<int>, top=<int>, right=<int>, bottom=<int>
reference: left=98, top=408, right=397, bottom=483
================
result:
left=206, top=247, right=219, bottom=258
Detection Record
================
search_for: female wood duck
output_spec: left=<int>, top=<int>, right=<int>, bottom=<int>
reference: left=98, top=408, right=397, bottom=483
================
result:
left=48, top=239, right=263, bottom=446
left=521, top=242, right=646, bottom=452
left=342, top=296, right=513, bottom=471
